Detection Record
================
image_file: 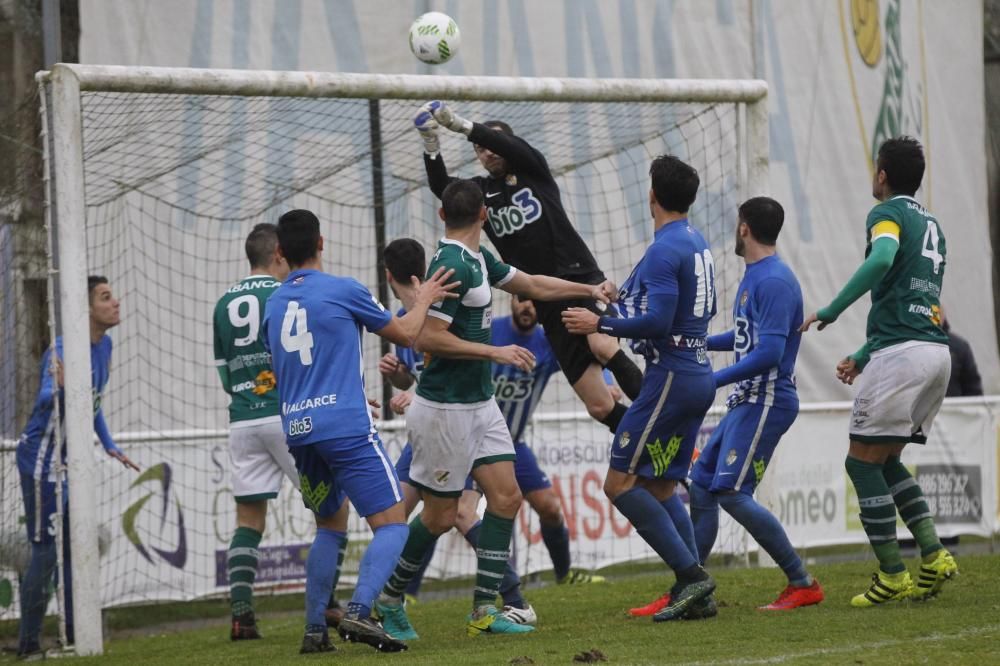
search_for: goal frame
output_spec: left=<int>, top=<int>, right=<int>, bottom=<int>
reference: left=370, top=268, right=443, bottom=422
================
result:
left=39, top=63, right=767, bottom=656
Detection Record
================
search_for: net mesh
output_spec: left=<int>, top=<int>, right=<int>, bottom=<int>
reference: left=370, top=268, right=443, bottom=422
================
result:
left=30, top=87, right=754, bottom=610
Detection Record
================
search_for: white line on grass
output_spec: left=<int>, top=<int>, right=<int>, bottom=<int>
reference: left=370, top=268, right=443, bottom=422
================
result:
left=686, top=623, right=1000, bottom=666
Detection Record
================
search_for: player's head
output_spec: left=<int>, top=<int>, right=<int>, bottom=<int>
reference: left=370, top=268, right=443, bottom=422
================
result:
left=510, top=294, right=537, bottom=333
left=474, top=121, right=514, bottom=178
left=88, top=275, right=120, bottom=331
left=276, top=209, right=323, bottom=269
left=439, top=179, right=487, bottom=230
left=736, top=196, right=784, bottom=256
left=874, top=136, right=924, bottom=199
left=383, top=238, right=426, bottom=296
left=245, top=222, right=288, bottom=279
left=648, top=155, right=699, bottom=216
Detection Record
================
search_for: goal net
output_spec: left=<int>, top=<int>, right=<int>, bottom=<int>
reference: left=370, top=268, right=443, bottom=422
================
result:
left=11, top=65, right=766, bottom=651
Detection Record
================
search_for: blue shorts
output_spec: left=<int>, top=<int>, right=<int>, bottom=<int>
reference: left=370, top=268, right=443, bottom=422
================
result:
left=514, top=442, right=551, bottom=494
left=290, top=432, right=398, bottom=518
left=690, top=403, right=797, bottom=494
left=609, top=365, right=715, bottom=480
left=20, top=472, right=66, bottom=545
left=395, top=443, right=475, bottom=492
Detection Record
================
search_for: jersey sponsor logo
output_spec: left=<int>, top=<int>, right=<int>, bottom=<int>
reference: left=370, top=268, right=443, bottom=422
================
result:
left=252, top=369, right=276, bottom=395
left=908, top=303, right=942, bottom=326
left=282, top=393, right=338, bottom=415
left=485, top=191, right=501, bottom=198
left=486, top=188, right=543, bottom=237
left=231, top=380, right=256, bottom=393
left=494, top=375, right=533, bottom=402
left=226, top=278, right=280, bottom=294
left=227, top=351, right=271, bottom=372
left=288, top=416, right=313, bottom=436
left=909, top=277, right=941, bottom=296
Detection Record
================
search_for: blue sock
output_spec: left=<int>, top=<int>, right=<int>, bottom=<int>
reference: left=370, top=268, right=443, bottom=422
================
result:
left=661, top=494, right=699, bottom=564
left=352, top=523, right=409, bottom=618
left=465, top=521, right=525, bottom=609
left=718, top=492, right=811, bottom=586
left=613, top=487, right=697, bottom=573
left=19, top=541, right=56, bottom=650
left=404, top=539, right=437, bottom=597
left=306, top=528, right=346, bottom=628
left=688, top=482, right=721, bottom=564
left=540, top=522, right=571, bottom=580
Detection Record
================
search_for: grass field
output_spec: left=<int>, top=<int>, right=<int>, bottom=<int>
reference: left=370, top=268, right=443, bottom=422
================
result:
left=3, top=554, right=999, bottom=665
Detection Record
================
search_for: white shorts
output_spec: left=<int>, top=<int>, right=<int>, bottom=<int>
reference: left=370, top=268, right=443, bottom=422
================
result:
left=229, top=417, right=300, bottom=501
left=406, top=396, right=515, bottom=496
left=850, top=341, right=951, bottom=445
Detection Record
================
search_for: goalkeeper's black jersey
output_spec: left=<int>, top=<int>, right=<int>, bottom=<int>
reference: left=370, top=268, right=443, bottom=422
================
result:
left=425, top=123, right=603, bottom=281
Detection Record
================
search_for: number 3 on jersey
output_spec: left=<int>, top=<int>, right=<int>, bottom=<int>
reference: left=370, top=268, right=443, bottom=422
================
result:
left=281, top=301, right=314, bottom=365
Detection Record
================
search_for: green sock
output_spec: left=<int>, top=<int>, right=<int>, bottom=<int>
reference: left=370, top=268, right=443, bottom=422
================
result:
left=329, top=533, right=349, bottom=606
left=228, top=526, right=262, bottom=617
left=882, top=455, right=942, bottom=558
left=845, top=456, right=905, bottom=574
left=473, top=511, right=515, bottom=610
left=382, top=514, right=439, bottom=599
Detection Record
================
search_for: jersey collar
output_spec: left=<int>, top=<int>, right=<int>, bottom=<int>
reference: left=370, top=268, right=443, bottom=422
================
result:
left=440, top=237, right=481, bottom=255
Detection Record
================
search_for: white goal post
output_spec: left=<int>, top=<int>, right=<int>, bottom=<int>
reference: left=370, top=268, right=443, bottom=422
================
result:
left=39, top=63, right=767, bottom=656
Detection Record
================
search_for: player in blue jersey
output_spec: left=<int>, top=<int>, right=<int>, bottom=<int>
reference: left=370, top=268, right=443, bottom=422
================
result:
left=564, top=155, right=717, bottom=622
left=15, top=276, right=139, bottom=658
left=491, top=295, right=610, bottom=592
left=686, top=197, right=824, bottom=611
left=261, top=209, right=458, bottom=654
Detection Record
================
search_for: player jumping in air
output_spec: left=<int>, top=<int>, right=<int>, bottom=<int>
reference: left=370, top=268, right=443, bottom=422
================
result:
left=563, top=155, right=717, bottom=622
left=686, top=197, right=823, bottom=612
left=262, top=209, right=458, bottom=654
left=801, top=136, right=957, bottom=607
left=213, top=223, right=351, bottom=640
left=415, top=101, right=642, bottom=437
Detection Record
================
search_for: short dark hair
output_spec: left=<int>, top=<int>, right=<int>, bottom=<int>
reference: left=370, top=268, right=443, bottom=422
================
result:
left=483, top=120, right=513, bottom=135
left=87, top=275, right=108, bottom=304
left=649, top=155, right=699, bottom=214
left=383, top=238, right=426, bottom=283
left=245, top=223, right=278, bottom=269
left=276, top=209, right=321, bottom=268
left=738, top=197, right=784, bottom=245
left=877, top=136, right=924, bottom=196
left=441, top=180, right=484, bottom=229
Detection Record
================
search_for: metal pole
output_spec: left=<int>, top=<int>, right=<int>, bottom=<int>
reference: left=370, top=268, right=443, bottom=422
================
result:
left=49, top=63, right=103, bottom=656
left=41, top=0, right=62, bottom=68
left=368, top=99, right=393, bottom=418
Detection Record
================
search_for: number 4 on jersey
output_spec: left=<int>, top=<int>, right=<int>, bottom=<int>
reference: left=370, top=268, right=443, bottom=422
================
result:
left=281, top=301, right=314, bottom=365
left=921, top=219, right=944, bottom=275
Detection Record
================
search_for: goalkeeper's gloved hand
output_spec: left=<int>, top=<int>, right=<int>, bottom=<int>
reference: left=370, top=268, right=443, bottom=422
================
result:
left=428, top=100, right=473, bottom=136
left=414, top=103, right=441, bottom=155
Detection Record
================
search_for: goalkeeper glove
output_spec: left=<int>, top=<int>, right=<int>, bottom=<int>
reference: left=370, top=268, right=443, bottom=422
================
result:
left=429, top=100, right=473, bottom=136
left=414, top=103, right=441, bottom=156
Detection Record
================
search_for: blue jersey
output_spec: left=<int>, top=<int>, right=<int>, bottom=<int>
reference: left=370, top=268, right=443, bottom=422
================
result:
left=394, top=308, right=425, bottom=382
left=490, top=317, right=560, bottom=443
left=727, top=255, right=803, bottom=408
left=616, top=220, right=716, bottom=371
left=262, top=269, right=392, bottom=446
left=16, top=336, right=116, bottom=480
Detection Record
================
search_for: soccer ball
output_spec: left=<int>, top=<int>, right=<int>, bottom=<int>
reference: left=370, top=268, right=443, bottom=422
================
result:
left=408, top=12, right=460, bottom=65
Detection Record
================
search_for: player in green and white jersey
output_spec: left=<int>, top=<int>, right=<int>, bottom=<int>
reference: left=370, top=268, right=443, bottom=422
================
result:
left=802, top=136, right=957, bottom=607
left=375, top=180, right=617, bottom=638
left=214, top=223, right=349, bottom=639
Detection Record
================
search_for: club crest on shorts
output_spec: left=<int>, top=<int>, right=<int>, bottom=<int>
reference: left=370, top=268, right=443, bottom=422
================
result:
left=740, top=290, right=749, bottom=306
left=726, top=448, right=738, bottom=466
left=434, top=469, right=451, bottom=486
left=619, top=432, right=630, bottom=448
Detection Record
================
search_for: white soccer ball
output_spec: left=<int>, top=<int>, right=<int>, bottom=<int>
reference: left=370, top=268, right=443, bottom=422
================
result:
left=408, top=12, right=460, bottom=65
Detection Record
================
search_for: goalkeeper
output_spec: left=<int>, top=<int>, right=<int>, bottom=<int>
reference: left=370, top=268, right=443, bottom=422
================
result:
left=416, top=101, right=641, bottom=435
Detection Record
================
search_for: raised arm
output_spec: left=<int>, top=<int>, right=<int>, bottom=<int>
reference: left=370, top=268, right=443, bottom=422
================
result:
left=418, top=316, right=535, bottom=371
left=501, top=270, right=614, bottom=304
left=414, top=103, right=459, bottom=198
left=376, top=267, right=460, bottom=347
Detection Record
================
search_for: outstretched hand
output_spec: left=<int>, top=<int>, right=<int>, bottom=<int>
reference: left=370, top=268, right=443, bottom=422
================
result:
left=836, top=357, right=861, bottom=385
left=592, top=280, right=618, bottom=305
left=492, top=344, right=535, bottom=372
left=799, top=312, right=831, bottom=332
left=108, top=449, right=140, bottom=472
left=428, top=101, right=473, bottom=136
left=562, top=307, right=600, bottom=335
left=414, top=102, right=441, bottom=154
left=415, top=267, right=460, bottom=305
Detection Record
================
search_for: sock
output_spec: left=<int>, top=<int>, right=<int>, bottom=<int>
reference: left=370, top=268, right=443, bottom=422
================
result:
left=465, top=521, right=525, bottom=609
left=604, top=349, right=643, bottom=400
left=718, top=492, right=811, bottom=586
left=228, top=526, right=262, bottom=617
left=305, top=528, right=345, bottom=628
left=661, top=494, right=699, bottom=563
left=688, top=482, right=720, bottom=564
left=382, top=514, right=440, bottom=600
left=473, top=511, right=515, bottom=609
left=351, top=523, right=408, bottom=619
left=600, top=402, right=628, bottom=433
left=404, top=538, right=437, bottom=597
left=846, top=456, right=905, bottom=574
left=883, top=455, right=942, bottom=558
left=612, top=487, right=696, bottom=572
left=328, top=532, right=348, bottom=608
left=540, top=522, right=572, bottom=581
